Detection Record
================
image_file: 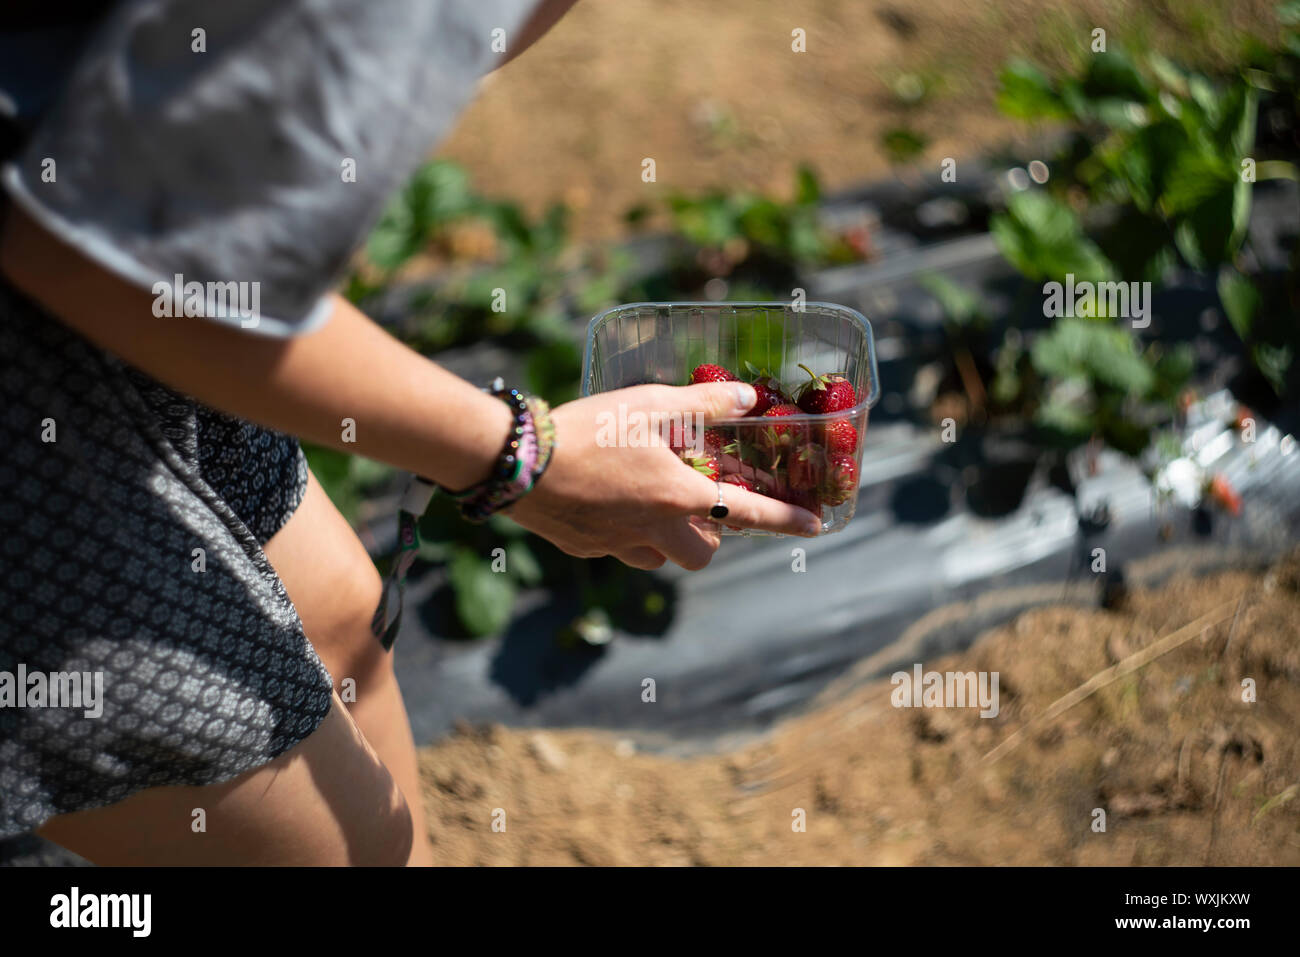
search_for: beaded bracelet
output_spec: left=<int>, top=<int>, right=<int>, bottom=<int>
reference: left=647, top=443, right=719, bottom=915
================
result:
left=444, top=378, right=556, bottom=522
left=371, top=379, right=557, bottom=649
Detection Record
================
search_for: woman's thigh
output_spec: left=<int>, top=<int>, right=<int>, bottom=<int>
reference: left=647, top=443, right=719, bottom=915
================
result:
left=262, top=469, right=387, bottom=686
left=37, top=692, right=414, bottom=866
left=261, top=469, right=434, bottom=866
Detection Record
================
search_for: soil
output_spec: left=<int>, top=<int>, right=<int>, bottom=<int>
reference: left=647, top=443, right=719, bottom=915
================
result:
left=418, top=549, right=1300, bottom=865
left=439, top=0, right=1282, bottom=241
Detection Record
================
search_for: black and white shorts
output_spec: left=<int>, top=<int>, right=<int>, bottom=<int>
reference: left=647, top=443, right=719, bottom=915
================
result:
left=0, top=278, right=334, bottom=838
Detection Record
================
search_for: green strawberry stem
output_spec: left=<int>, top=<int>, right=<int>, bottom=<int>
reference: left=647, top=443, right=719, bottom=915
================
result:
left=797, top=363, right=827, bottom=391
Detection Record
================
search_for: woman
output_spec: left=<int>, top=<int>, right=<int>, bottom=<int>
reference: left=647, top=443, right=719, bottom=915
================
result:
left=0, top=0, right=820, bottom=864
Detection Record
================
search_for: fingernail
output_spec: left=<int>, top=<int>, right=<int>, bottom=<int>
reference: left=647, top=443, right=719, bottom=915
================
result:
left=730, top=382, right=756, bottom=410
left=805, top=518, right=822, bottom=536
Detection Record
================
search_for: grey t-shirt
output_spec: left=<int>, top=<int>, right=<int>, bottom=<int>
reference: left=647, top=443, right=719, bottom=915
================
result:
left=0, top=0, right=538, bottom=336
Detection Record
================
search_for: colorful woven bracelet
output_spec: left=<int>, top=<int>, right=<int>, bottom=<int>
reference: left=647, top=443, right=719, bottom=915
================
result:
left=371, top=380, right=556, bottom=647
left=445, top=378, right=556, bottom=522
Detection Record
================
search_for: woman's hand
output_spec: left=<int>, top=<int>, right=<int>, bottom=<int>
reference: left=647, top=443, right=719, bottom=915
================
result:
left=507, top=381, right=823, bottom=570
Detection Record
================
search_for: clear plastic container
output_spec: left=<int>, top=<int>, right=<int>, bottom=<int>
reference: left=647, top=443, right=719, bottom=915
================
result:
left=581, top=301, right=880, bottom=535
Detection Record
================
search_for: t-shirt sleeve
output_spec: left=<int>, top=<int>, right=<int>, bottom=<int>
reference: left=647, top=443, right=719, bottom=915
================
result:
left=1, top=0, right=538, bottom=336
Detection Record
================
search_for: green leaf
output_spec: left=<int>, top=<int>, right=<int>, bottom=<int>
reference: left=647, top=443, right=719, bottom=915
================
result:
left=1217, top=268, right=1260, bottom=341
left=1030, top=318, right=1153, bottom=395
left=448, top=548, right=516, bottom=636
left=1174, top=179, right=1247, bottom=269
left=365, top=208, right=421, bottom=271
left=505, top=541, right=544, bottom=587
left=525, top=338, right=583, bottom=404
left=1035, top=393, right=1094, bottom=439
left=737, top=197, right=787, bottom=247
left=794, top=164, right=821, bottom=205
left=918, top=273, right=982, bottom=327
left=1220, top=83, right=1258, bottom=160
left=991, top=191, right=1115, bottom=282
left=1081, top=50, right=1151, bottom=103
left=1161, top=149, right=1236, bottom=215
left=364, top=160, right=476, bottom=270
left=486, top=512, right=526, bottom=538
left=880, top=126, right=929, bottom=163
left=997, top=59, right=1068, bottom=120
left=350, top=456, right=396, bottom=488
left=1252, top=343, right=1293, bottom=395
left=1147, top=52, right=1189, bottom=96
left=1097, top=208, right=1175, bottom=282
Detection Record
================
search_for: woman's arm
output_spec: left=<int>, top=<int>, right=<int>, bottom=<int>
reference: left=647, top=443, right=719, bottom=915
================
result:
left=0, top=202, right=512, bottom=491
left=0, top=203, right=821, bottom=566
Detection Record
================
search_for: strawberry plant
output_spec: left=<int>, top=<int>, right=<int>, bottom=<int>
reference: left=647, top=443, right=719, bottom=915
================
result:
left=620, top=165, right=872, bottom=301
left=994, top=22, right=1300, bottom=397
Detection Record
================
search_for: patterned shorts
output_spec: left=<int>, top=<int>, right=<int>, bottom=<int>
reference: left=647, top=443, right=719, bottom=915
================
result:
left=0, top=278, right=335, bottom=838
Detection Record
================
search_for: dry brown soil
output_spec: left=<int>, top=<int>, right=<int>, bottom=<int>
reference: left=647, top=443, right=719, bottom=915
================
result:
left=419, top=551, right=1300, bottom=865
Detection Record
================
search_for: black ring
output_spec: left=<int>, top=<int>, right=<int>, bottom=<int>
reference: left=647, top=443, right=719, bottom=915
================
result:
left=709, top=487, right=729, bottom=520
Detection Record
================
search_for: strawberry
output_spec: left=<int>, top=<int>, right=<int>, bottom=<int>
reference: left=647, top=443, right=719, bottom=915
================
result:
left=822, top=419, right=859, bottom=455
left=821, top=452, right=859, bottom=507
left=845, top=224, right=874, bottom=261
left=679, top=449, right=720, bottom=481
left=758, top=403, right=804, bottom=450
left=750, top=379, right=789, bottom=417
left=795, top=364, right=858, bottom=415
left=742, top=362, right=789, bottom=417
left=664, top=419, right=695, bottom=453
left=1207, top=474, right=1242, bottom=516
left=703, top=427, right=739, bottom=458
left=787, top=444, right=826, bottom=491
left=690, top=363, right=738, bottom=385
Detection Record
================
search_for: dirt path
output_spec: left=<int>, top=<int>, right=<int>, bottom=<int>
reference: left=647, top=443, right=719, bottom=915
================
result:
left=419, top=550, right=1300, bottom=864
left=439, top=0, right=1281, bottom=240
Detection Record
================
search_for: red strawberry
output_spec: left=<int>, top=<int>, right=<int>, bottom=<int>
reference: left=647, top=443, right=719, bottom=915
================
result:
left=679, top=449, right=720, bottom=481
left=750, top=379, right=789, bottom=417
left=795, top=364, right=858, bottom=415
left=759, top=403, right=804, bottom=451
left=664, top=419, right=695, bottom=453
left=1207, top=474, right=1242, bottom=516
left=690, top=363, right=738, bottom=385
left=822, top=419, right=859, bottom=455
left=741, top=362, right=789, bottom=417
left=821, top=452, right=859, bottom=506
left=787, top=444, right=826, bottom=491
left=703, top=427, right=739, bottom=458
